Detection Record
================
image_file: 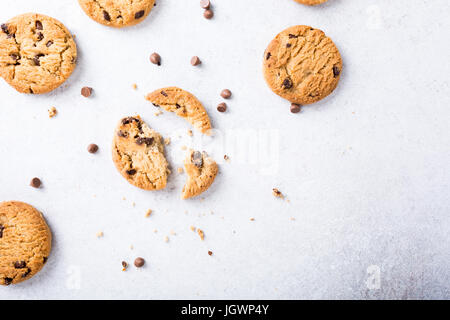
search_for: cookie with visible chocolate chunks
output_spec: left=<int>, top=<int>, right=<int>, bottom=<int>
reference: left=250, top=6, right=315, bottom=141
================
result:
left=112, top=116, right=170, bottom=190
left=182, top=150, right=218, bottom=199
left=263, top=25, right=342, bottom=105
left=146, top=87, right=212, bottom=134
left=78, top=0, right=155, bottom=28
left=0, top=201, right=52, bottom=286
left=0, top=13, right=77, bottom=94
left=294, top=0, right=328, bottom=5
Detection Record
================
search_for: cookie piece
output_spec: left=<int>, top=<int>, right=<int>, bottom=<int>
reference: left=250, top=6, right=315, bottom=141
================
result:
left=0, top=201, right=52, bottom=286
left=112, top=116, right=170, bottom=190
left=182, top=150, right=218, bottom=199
left=294, top=0, right=328, bottom=5
left=78, top=0, right=155, bottom=28
left=0, top=13, right=77, bottom=94
left=263, top=25, right=342, bottom=105
left=146, top=87, right=212, bottom=134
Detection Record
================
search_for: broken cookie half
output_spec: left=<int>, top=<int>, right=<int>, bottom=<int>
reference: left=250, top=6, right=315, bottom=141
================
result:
left=182, top=150, right=218, bottom=199
left=112, top=116, right=170, bottom=190
left=146, top=87, right=212, bottom=134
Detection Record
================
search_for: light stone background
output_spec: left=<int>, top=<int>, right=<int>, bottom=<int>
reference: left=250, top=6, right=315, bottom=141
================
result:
left=0, top=0, right=449, bottom=300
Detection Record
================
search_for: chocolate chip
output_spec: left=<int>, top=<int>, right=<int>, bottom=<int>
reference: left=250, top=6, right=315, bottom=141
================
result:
left=282, top=78, right=293, bottom=89
left=10, top=53, right=19, bottom=61
left=134, top=257, right=145, bottom=268
left=288, top=34, right=298, bottom=39
left=121, top=261, right=128, bottom=269
left=81, top=86, right=93, bottom=97
left=1, top=24, right=8, bottom=34
left=208, top=250, right=213, bottom=256
left=14, top=261, right=26, bottom=269
left=152, top=103, right=160, bottom=107
left=122, top=117, right=139, bottom=125
left=30, top=177, right=42, bottom=188
left=43, top=257, right=48, bottom=264
left=46, top=40, right=53, bottom=47
left=103, top=10, right=111, bottom=21
left=135, top=10, right=145, bottom=19
left=200, top=0, right=210, bottom=9
left=286, top=43, right=291, bottom=48
left=220, top=89, right=232, bottom=99
left=87, top=144, right=99, bottom=154
left=33, top=53, right=44, bottom=66
left=160, top=90, right=168, bottom=97
left=204, top=9, right=214, bottom=19
left=126, top=169, right=137, bottom=175
left=191, top=56, right=201, bottom=66
left=37, top=32, right=44, bottom=41
left=333, top=66, right=340, bottom=77
left=217, top=102, right=227, bottom=113
left=266, top=52, right=271, bottom=60
left=136, top=137, right=154, bottom=146
left=192, top=151, right=203, bottom=168
left=4, top=278, right=13, bottom=285
left=118, top=130, right=128, bottom=138
left=175, top=103, right=181, bottom=109
left=0, top=225, right=4, bottom=238
left=150, top=52, right=161, bottom=66
left=290, top=103, right=301, bottom=113
left=35, top=21, right=43, bottom=30
left=22, top=268, right=31, bottom=278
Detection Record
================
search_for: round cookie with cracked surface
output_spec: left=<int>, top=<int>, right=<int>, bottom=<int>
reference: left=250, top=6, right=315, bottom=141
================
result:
left=263, top=25, right=342, bottom=105
left=112, top=116, right=170, bottom=190
left=78, top=0, right=156, bottom=28
left=294, top=0, right=328, bottom=5
left=182, top=150, right=218, bottom=200
left=0, top=201, right=52, bottom=286
left=0, top=13, right=77, bottom=94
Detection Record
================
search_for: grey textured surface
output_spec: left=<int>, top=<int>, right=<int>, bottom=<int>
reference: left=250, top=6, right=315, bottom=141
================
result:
left=0, top=0, right=449, bottom=299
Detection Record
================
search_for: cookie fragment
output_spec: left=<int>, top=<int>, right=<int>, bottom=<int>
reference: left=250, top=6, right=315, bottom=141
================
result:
left=182, top=150, right=218, bottom=199
left=294, top=0, right=328, bottom=5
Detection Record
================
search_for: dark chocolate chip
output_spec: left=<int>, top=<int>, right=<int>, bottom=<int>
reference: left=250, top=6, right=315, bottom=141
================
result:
left=126, top=169, right=137, bottom=175
left=290, top=103, right=301, bottom=114
left=81, top=86, right=93, bottom=97
left=14, top=261, right=26, bottom=269
left=135, top=10, right=145, bottom=19
left=266, top=52, right=271, bottom=60
left=103, top=10, right=111, bottom=21
left=191, top=56, right=201, bottom=66
left=288, top=34, right=298, bottom=39
left=37, top=32, right=44, bottom=41
left=286, top=43, right=291, bottom=48
left=117, top=130, right=128, bottom=138
left=135, top=137, right=154, bottom=146
left=43, top=257, right=48, bottom=264
left=217, top=102, right=227, bottom=113
left=4, top=278, right=13, bottom=285
left=33, top=53, right=44, bottom=66
left=221, top=89, right=232, bottom=99
left=150, top=52, right=161, bottom=65
left=333, top=66, right=340, bottom=77
left=87, top=144, right=99, bottom=154
left=192, top=151, right=203, bottom=168
left=134, top=257, right=145, bottom=268
left=200, top=0, right=211, bottom=9
left=10, top=53, right=19, bottom=61
left=30, top=177, right=42, bottom=188
left=122, top=117, right=139, bottom=125
left=282, top=78, right=293, bottom=89
left=35, top=21, right=43, bottom=30
left=0, top=225, right=4, bottom=238
left=152, top=103, right=160, bottom=107
left=46, top=40, right=53, bottom=47
left=175, top=103, right=181, bottom=109
left=22, top=268, right=31, bottom=278
left=208, top=250, right=213, bottom=256
left=1, top=24, right=8, bottom=34
left=160, top=91, right=168, bottom=97
left=204, top=9, right=214, bottom=19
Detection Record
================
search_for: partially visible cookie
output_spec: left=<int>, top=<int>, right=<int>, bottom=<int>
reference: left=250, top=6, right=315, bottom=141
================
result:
left=0, top=201, right=52, bottom=286
left=78, top=0, right=155, bottom=28
left=112, top=116, right=170, bottom=190
left=294, top=0, right=328, bottom=5
left=0, top=13, right=77, bottom=94
left=263, top=25, right=342, bottom=105
left=146, top=87, right=212, bottom=135
left=182, top=150, right=218, bottom=199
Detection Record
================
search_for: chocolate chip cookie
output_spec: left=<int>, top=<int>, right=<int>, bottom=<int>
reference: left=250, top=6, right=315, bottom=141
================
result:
left=112, top=116, right=170, bottom=190
left=182, top=150, right=218, bottom=199
left=146, top=87, right=212, bottom=134
left=294, top=0, right=328, bottom=5
left=0, top=13, right=77, bottom=94
left=78, top=0, right=155, bottom=28
left=263, top=25, right=342, bottom=105
left=0, top=201, right=52, bottom=286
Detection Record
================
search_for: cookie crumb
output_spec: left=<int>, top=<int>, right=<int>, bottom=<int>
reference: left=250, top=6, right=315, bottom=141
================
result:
left=208, top=250, right=213, bottom=256
left=224, top=155, right=230, bottom=162
left=164, top=137, right=171, bottom=145
left=132, top=83, right=137, bottom=90
left=190, top=225, right=196, bottom=232
left=290, top=217, right=296, bottom=221
left=130, top=245, right=134, bottom=250
left=48, top=107, right=57, bottom=118
left=96, top=231, right=104, bottom=238
left=153, top=229, right=158, bottom=233
left=155, top=110, right=163, bottom=116
left=197, top=229, right=205, bottom=240
left=164, top=236, right=169, bottom=242
left=272, top=188, right=284, bottom=199
left=181, top=145, right=187, bottom=150
left=121, top=261, right=128, bottom=271
left=177, top=167, right=184, bottom=174
left=187, top=129, right=193, bottom=136
left=250, top=218, right=255, bottom=221
left=145, top=209, right=152, bottom=217
left=170, top=230, right=176, bottom=235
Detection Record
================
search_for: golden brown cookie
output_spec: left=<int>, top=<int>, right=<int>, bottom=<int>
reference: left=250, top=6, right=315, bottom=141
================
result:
left=0, top=13, right=77, bottom=94
left=112, top=116, right=170, bottom=190
left=0, top=201, right=52, bottom=286
left=263, top=25, right=342, bottom=105
left=146, top=87, right=212, bottom=134
left=78, top=0, right=155, bottom=28
left=294, top=0, right=328, bottom=5
left=182, top=150, right=218, bottom=199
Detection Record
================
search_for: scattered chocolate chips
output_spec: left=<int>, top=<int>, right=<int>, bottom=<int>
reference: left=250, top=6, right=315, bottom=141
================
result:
left=22, top=268, right=31, bottom=278
left=282, top=78, right=293, bottom=89
left=117, top=130, right=128, bottom=138
left=81, top=86, right=93, bottom=97
left=33, top=53, right=44, bottom=66
left=126, top=169, right=137, bottom=175
left=200, top=0, right=211, bottom=9
left=87, top=144, right=99, bottom=154
left=135, top=10, right=145, bottom=19
left=46, top=40, right=53, bottom=47
left=160, top=90, right=168, bottom=97
left=14, top=261, right=26, bottom=269
left=290, top=103, right=301, bottom=114
left=220, top=89, right=232, bottom=99
left=135, top=137, right=154, bottom=146
left=103, top=10, right=111, bottom=21
left=204, top=9, right=214, bottom=19
left=30, top=177, right=42, bottom=188
left=192, top=151, right=203, bottom=168
left=333, top=66, right=340, bottom=77
left=35, top=20, right=43, bottom=30
left=0, top=225, right=4, bottom=238
left=4, top=278, right=13, bottom=286
left=217, top=102, right=227, bottom=112
left=150, top=52, right=161, bottom=66
left=266, top=52, right=271, bottom=60
left=134, top=257, right=145, bottom=268
left=191, top=56, right=201, bottom=66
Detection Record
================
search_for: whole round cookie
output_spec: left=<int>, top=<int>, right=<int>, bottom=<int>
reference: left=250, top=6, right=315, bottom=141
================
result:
left=263, top=25, right=342, bottom=105
left=294, top=0, right=328, bottom=5
left=0, top=201, right=52, bottom=286
left=0, top=13, right=77, bottom=94
left=78, top=0, right=156, bottom=28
